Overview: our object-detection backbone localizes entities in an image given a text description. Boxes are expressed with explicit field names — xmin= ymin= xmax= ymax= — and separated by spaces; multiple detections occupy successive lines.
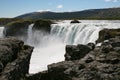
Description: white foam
xmin=28 ymin=20 xmax=120 ymax=73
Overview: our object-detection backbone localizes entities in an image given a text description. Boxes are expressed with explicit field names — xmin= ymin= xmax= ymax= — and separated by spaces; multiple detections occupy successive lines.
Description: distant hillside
xmin=16 ymin=8 xmax=120 ymax=20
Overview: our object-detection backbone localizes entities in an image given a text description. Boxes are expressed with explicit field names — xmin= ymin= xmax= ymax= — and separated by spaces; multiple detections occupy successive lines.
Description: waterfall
xmin=51 ymin=23 xmax=102 ymax=45
xmin=0 ymin=27 xmax=4 ymax=38
xmin=28 ymin=24 xmax=65 ymax=73
xmin=51 ymin=21 xmax=120 ymax=45
xmin=29 ymin=20 xmax=120 ymax=73
xmin=27 ymin=24 xmax=34 ymax=45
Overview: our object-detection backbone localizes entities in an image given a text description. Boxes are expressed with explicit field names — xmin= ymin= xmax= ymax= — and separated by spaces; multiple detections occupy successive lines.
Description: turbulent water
xmin=28 ymin=20 xmax=120 ymax=73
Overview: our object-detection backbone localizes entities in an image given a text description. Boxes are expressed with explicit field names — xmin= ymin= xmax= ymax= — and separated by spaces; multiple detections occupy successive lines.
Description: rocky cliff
xmin=3 ymin=20 xmax=52 ymax=39
xmin=26 ymin=36 xmax=120 ymax=79
xmin=3 ymin=21 xmax=32 ymax=37
xmin=96 ymin=28 xmax=120 ymax=43
xmin=0 ymin=38 xmax=33 ymax=80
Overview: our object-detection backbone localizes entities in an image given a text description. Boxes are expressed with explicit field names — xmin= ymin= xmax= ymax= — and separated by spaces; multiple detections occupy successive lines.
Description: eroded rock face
xmin=96 ymin=28 xmax=120 ymax=43
xmin=27 ymin=36 xmax=120 ymax=80
xmin=0 ymin=38 xmax=33 ymax=80
xmin=32 ymin=20 xmax=52 ymax=33
xmin=65 ymin=44 xmax=93 ymax=61
xmin=3 ymin=21 xmax=32 ymax=38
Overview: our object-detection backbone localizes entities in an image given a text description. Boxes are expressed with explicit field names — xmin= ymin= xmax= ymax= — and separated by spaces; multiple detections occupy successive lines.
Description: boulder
xmin=70 ymin=20 xmax=80 ymax=23
xmin=0 ymin=38 xmax=33 ymax=80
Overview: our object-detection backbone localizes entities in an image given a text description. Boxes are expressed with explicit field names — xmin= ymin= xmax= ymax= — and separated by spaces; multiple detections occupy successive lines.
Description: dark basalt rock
xmin=85 ymin=56 xmax=94 ymax=63
xmin=0 ymin=62 xmax=3 ymax=73
xmin=0 ymin=38 xmax=33 ymax=80
xmin=32 ymin=20 xmax=52 ymax=33
xmin=96 ymin=28 xmax=120 ymax=43
xmin=48 ymin=61 xmax=76 ymax=80
xmin=3 ymin=20 xmax=32 ymax=40
xmin=26 ymin=71 xmax=50 ymax=80
xmin=65 ymin=44 xmax=92 ymax=61
xmin=70 ymin=20 xmax=80 ymax=23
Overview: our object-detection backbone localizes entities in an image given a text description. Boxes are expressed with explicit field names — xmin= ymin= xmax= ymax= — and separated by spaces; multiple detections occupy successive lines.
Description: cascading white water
xmin=51 ymin=20 xmax=120 ymax=45
xmin=27 ymin=24 xmax=34 ymax=45
xmin=0 ymin=27 xmax=4 ymax=38
xmin=51 ymin=23 xmax=102 ymax=45
xmin=29 ymin=20 xmax=120 ymax=73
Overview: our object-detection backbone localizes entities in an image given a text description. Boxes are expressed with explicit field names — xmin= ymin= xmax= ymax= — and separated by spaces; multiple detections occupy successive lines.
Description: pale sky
xmin=0 ymin=0 xmax=120 ymax=17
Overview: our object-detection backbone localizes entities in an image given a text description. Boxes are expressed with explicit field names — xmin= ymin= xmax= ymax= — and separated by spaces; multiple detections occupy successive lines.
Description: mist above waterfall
xmin=27 ymin=24 xmax=65 ymax=73
xmin=26 ymin=20 xmax=120 ymax=73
